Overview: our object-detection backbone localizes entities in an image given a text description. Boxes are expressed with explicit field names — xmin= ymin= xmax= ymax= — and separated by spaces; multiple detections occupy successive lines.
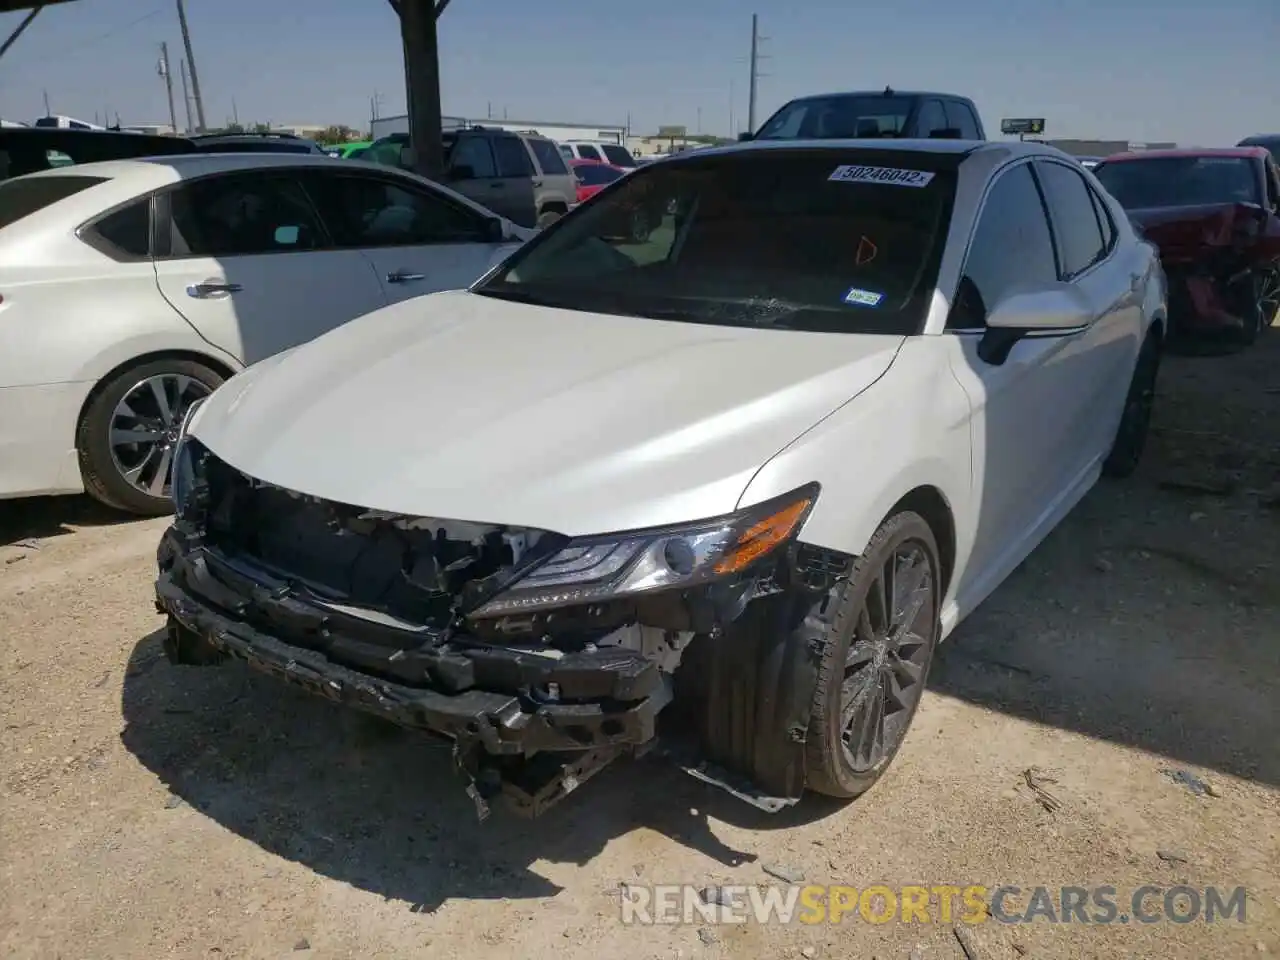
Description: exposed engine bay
xmin=156 ymin=444 xmax=847 ymax=819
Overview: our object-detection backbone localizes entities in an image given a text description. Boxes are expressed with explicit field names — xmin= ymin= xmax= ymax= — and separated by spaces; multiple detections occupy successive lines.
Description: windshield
xmin=601 ymin=144 xmax=636 ymax=167
xmin=755 ymin=95 xmax=915 ymax=140
xmin=196 ymin=139 xmax=315 ymax=154
xmin=474 ymin=150 xmax=955 ymax=335
xmin=573 ymin=163 xmax=624 ymax=186
xmin=1094 ymin=156 xmax=1259 ymax=209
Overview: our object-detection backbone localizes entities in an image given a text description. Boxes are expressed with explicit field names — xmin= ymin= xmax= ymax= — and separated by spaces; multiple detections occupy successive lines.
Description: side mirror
xmin=449 ymin=163 xmax=476 ymax=181
xmin=737 ymin=131 xmax=754 ymax=142
xmin=979 ymin=284 xmax=1091 ymax=365
xmin=484 ymin=217 xmax=506 ymax=243
xmin=398 ymin=146 xmax=415 ymax=169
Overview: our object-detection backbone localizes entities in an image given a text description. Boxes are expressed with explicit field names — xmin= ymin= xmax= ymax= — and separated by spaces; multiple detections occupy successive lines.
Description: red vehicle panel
xmin=570 ymin=159 xmax=627 ymax=203
xmin=1094 ymin=148 xmax=1280 ymax=341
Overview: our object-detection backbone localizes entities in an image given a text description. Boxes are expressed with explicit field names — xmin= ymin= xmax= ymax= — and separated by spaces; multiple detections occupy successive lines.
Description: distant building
xmin=369 ymin=113 xmax=627 ymax=145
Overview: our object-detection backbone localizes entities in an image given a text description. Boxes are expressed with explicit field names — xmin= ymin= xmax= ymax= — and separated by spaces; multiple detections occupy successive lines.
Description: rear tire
xmin=805 ymin=511 xmax=941 ymax=800
xmin=1102 ymin=330 xmax=1160 ymax=479
xmin=77 ymin=358 xmax=224 ymax=516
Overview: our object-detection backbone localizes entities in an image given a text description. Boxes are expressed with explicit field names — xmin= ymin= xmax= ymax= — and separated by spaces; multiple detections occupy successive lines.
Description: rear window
xmin=1094 ymin=156 xmax=1259 ymax=209
xmin=573 ymin=163 xmax=625 ymax=187
xmin=195 ymin=140 xmax=313 ymax=155
xmin=0 ymin=174 xmax=106 ymax=230
xmin=527 ymin=138 xmax=569 ymax=175
xmin=756 ymin=95 xmax=916 ymax=140
xmin=601 ymin=144 xmax=636 ymax=167
xmin=476 ymin=150 xmax=956 ymax=336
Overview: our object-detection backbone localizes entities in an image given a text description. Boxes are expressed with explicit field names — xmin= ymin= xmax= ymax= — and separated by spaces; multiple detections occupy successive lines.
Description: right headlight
xmin=468 ymin=483 xmax=819 ymax=619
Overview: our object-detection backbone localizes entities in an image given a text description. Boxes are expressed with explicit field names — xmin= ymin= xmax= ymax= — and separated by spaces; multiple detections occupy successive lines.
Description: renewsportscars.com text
xmin=620 ymin=884 xmax=1248 ymax=926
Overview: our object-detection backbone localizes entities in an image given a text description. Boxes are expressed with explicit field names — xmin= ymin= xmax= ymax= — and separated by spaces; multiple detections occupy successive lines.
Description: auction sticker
xmin=829 ymin=165 xmax=935 ymax=188
xmin=842 ymin=287 xmax=885 ymax=307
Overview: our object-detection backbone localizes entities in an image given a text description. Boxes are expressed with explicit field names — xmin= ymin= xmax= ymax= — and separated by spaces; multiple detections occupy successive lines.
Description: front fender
xmin=738 ymin=338 xmax=971 ymax=588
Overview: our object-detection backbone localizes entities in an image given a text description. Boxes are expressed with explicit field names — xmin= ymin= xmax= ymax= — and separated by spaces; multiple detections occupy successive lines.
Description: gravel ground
xmin=2 ymin=329 xmax=1278 ymax=960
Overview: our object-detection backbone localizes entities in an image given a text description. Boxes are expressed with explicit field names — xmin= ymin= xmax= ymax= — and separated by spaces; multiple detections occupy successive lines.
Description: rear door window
xmin=0 ymin=174 xmax=106 ymax=230
xmin=162 ymin=172 xmax=325 ymax=258
xmin=448 ymin=136 xmax=498 ymax=179
xmin=527 ymin=138 xmax=570 ymax=176
xmin=493 ymin=136 xmax=534 ymax=178
xmin=576 ymin=144 xmax=603 ymax=162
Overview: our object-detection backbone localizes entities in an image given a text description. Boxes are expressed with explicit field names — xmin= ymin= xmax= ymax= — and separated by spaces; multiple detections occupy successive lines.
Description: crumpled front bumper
xmin=154 ymin=525 xmax=670 ymax=757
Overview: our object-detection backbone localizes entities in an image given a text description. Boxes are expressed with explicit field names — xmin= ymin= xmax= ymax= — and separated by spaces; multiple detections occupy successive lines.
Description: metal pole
xmin=747 ymin=14 xmax=759 ymax=134
xmin=0 ymin=4 xmax=43 ymax=63
xmin=159 ymin=43 xmax=179 ymax=135
xmin=175 ymin=0 xmax=207 ymax=132
xmin=42 ymin=89 xmax=51 ymax=116
xmin=179 ymin=59 xmax=194 ymax=132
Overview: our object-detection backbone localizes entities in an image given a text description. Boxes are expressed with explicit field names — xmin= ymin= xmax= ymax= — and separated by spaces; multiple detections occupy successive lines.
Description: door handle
xmin=488 ymin=182 xmax=504 ymax=189
xmin=186 ymin=280 xmax=242 ymax=298
xmin=1130 ymin=273 xmax=1143 ymax=292
xmin=531 ymin=179 xmax=543 ymax=188
xmin=386 ymin=271 xmax=426 ymax=284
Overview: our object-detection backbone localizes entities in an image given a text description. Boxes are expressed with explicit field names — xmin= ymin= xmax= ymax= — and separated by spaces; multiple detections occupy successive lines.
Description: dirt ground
xmin=2 ymin=330 xmax=1278 ymax=960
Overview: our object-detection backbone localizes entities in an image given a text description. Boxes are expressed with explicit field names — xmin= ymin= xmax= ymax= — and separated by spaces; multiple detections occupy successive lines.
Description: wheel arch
xmin=884 ymin=485 xmax=957 ymax=599
xmin=75 ymin=348 xmax=239 ymax=435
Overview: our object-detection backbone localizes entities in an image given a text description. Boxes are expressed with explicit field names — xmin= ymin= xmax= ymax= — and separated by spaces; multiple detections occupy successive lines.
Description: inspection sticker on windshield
xmin=842 ymin=287 xmax=884 ymax=308
xmin=828 ymin=164 xmax=935 ymax=188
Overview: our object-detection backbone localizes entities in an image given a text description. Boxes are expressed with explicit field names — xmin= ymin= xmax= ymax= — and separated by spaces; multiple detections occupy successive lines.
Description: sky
xmin=0 ymin=0 xmax=1275 ymax=145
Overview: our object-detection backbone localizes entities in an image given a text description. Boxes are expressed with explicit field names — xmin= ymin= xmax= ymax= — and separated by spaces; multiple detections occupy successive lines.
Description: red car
xmin=1093 ymin=147 xmax=1280 ymax=343
xmin=569 ymin=158 xmax=626 ymax=203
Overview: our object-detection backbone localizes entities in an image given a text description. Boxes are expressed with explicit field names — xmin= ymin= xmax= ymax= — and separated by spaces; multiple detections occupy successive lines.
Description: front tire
xmin=805 ymin=511 xmax=941 ymax=800
xmin=77 ymin=358 xmax=223 ymax=515
xmin=1102 ymin=329 xmax=1160 ymax=479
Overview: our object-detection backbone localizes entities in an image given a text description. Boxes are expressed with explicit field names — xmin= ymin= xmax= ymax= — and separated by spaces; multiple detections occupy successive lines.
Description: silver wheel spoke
xmin=108 ymin=373 xmax=212 ymax=499
xmin=111 ymin=427 xmax=161 ymax=445
xmin=149 ymin=378 xmax=174 ymax=425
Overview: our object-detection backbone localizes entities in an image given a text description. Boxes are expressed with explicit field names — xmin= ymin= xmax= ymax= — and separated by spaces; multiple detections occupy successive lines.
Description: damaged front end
xmin=155 ymin=439 xmax=842 ymax=818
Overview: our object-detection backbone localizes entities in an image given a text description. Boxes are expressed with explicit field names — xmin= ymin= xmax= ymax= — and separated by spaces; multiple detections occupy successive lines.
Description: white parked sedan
xmin=157 ymin=139 xmax=1166 ymax=817
xmin=0 ymin=153 xmax=532 ymax=514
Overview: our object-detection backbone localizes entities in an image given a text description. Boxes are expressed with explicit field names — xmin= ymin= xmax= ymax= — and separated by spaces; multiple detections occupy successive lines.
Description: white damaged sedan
xmin=156 ymin=138 xmax=1166 ymax=818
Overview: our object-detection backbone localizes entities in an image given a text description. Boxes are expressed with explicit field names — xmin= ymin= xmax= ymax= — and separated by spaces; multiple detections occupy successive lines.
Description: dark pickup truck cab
xmin=742 ymin=89 xmax=986 ymax=142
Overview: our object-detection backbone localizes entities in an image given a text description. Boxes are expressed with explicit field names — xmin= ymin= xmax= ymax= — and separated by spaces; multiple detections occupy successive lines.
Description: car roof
xmin=679 ymin=137 xmax=1048 ymax=162
xmin=782 ymin=90 xmax=974 ymax=103
xmin=1239 ymin=134 xmax=1280 ymax=144
xmin=10 ymin=151 xmax=360 ymax=190
xmin=1103 ymin=147 xmax=1267 ymax=162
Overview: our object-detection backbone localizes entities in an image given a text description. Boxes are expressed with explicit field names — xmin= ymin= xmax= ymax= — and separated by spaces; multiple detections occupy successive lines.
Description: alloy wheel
xmin=108 ymin=374 xmax=212 ymax=498
xmin=839 ymin=542 xmax=936 ymax=772
xmin=1256 ymin=269 xmax=1280 ymax=334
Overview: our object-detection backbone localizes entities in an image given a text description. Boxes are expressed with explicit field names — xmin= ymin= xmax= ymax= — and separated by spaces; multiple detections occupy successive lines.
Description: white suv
xmin=558 ymin=140 xmax=637 ymax=168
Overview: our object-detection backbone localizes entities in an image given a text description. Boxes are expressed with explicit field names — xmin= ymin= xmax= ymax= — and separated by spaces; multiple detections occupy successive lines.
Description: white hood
xmin=189 ymin=290 xmax=902 ymax=536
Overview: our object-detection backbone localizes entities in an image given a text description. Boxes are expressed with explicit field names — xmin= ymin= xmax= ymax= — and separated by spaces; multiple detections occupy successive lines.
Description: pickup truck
xmin=742 ymin=88 xmax=986 ymax=142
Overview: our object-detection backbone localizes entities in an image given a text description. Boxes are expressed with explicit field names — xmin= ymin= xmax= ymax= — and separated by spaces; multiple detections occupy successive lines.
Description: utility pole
xmin=747 ymin=13 xmax=769 ymax=134
xmin=158 ymin=43 xmax=178 ymax=134
xmin=175 ymin=0 xmax=207 ymax=132
xmin=232 ymin=98 xmax=239 ymax=126
xmin=729 ymin=79 xmax=735 ymax=138
xmin=179 ymin=59 xmax=194 ymax=132
xmin=42 ymin=89 xmax=51 ymax=116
